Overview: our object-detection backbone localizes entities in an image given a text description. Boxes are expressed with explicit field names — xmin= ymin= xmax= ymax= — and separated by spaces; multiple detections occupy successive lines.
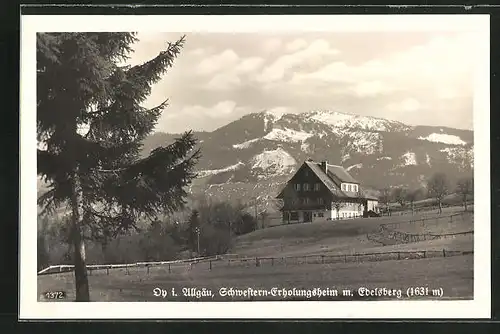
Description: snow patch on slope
xmin=344 ymin=131 xmax=383 ymax=155
xmin=346 ymin=163 xmax=363 ymax=171
xmin=305 ymin=110 xmax=408 ymax=133
xmin=263 ymin=128 xmax=313 ymax=143
xmin=440 ymin=146 xmax=474 ymax=168
xmin=301 ymin=142 xmax=310 ymax=153
xmin=401 ymin=151 xmax=417 ymax=166
xmin=418 ymin=133 xmax=467 ymax=146
xmin=264 ymin=108 xmax=288 ymax=122
xmin=233 ymin=138 xmax=260 ymax=149
xmin=262 ymin=109 xmax=288 ymax=131
xmin=197 ymin=162 xmax=244 ymax=178
xmin=426 ymin=153 xmax=431 ymax=166
xmin=377 ymin=156 xmax=392 ymax=161
xmin=251 ymin=148 xmax=297 ymax=178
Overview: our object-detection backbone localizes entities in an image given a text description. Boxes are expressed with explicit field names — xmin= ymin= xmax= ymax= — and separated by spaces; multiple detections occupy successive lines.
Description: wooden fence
xmin=373 ymin=211 xmax=474 ymax=244
xmin=37 ymin=255 xmax=220 ymax=276
xmin=38 ymin=248 xmax=473 ymax=277
xmin=386 ymin=203 xmax=474 ymax=216
xmin=380 ymin=211 xmax=473 ymax=230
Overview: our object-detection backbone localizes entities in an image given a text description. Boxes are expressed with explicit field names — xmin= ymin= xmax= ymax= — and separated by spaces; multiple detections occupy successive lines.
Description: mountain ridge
xmin=142 ymin=110 xmax=473 ymax=210
xmin=37 ymin=109 xmax=474 ymax=213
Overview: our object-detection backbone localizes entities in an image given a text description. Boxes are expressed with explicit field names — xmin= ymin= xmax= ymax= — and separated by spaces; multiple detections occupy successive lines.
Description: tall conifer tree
xmin=37 ymin=33 xmax=200 ymax=301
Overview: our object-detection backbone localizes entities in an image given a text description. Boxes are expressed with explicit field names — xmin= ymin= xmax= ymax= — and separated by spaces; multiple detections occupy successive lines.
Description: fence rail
xmin=380 ymin=211 xmax=473 ymax=230
xmin=387 ymin=202 xmax=474 ymax=216
xmin=37 ymin=255 xmax=220 ymax=276
xmin=38 ymin=248 xmax=473 ymax=277
xmin=370 ymin=211 xmax=473 ymax=245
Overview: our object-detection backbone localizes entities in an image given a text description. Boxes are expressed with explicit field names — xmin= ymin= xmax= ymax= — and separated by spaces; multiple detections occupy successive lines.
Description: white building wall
xmin=366 ymin=200 xmax=379 ymax=212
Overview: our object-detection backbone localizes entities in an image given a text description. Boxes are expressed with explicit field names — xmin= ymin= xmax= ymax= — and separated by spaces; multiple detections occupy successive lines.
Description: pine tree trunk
xmin=70 ymin=171 xmax=90 ymax=302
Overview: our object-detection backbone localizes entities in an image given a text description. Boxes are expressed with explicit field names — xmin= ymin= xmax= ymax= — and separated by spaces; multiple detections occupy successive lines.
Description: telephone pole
xmin=195 ymin=226 xmax=200 ymax=255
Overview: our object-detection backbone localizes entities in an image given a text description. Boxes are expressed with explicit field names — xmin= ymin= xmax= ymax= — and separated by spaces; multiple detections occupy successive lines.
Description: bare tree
xmin=405 ymin=188 xmax=424 ymax=215
xmin=355 ymin=188 xmax=365 ymax=216
xmin=379 ymin=188 xmax=392 ymax=216
xmin=392 ymin=187 xmax=408 ymax=209
xmin=259 ymin=210 xmax=270 ymax=229
xmin=456 ymin=177 xmax=473 ymax=211
xmin=427 ymin=173 xmax=449 ymax=214
xmin=331 ymin=188 xmax=346 ymax=220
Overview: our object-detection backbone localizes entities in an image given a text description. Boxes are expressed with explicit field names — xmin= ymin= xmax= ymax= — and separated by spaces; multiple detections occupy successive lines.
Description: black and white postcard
xmin=20 ymin=14 xmax=490 ymax=319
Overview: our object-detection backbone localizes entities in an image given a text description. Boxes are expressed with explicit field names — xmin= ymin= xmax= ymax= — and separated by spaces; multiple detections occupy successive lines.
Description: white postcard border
xmin=20 ymin=14 xmax=491 ymax=319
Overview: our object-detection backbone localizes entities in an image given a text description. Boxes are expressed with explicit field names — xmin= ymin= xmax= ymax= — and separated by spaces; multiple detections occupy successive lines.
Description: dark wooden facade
xmin=279 ymin=164 xmax=334 ymax=211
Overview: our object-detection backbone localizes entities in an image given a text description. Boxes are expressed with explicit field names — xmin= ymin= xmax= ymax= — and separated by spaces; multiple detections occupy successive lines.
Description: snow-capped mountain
xmin=143 ymin=110 xmax=474 ymax=209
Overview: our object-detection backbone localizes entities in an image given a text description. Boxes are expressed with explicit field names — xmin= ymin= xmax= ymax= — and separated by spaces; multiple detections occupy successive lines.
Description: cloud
xmin=178 ymin=100 xmax=238 ymax=118
xmin=206 ymin=73 xmax=241 ymax=90
xmin=262 ymin=38 xmax=283 ymax=53
xmin=194 ymin=49 xmax=265 ymax=91
xmin=196 ymin=49 xmax=240 ymax=75
xmin=286 ymin=38 xmax=308 ymax=52
xmin=290 ymin=33 xmax=476 ymax=99
xmin=256 ymin=39 xmax=340 ymax=83
xmin=156 ymin=101 xmax=254 ymax=133
xmin=189 ymin=47 xmax=209 ymax=57
xmin=386 ymin=98 xmax=421 ymax=113
xmin=351 ymin=80 xmax=395 ymax=97
xmin=235 ymin=57 xmax=265 ymax=73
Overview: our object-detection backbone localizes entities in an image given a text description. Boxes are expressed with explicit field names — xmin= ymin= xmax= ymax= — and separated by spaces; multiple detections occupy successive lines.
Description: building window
xmin=317 ymin=212 xmax=324 ymax=218
xmin=314 ymin=183 xmax=321 ymax=191
xmin=354 ymin=185 xmax=358 ymax=192
xmin=290 ymin=212 xmax=299 ymax=220
xmin=303 ymin=183 xmax=309 ymax=191
xmin=303 ymin=198 xmax=309 ymax=204
xmin=318 ymin=198 xmax=324 ymax=205
xmin=295 ymin=183 xmax=301 ymax=191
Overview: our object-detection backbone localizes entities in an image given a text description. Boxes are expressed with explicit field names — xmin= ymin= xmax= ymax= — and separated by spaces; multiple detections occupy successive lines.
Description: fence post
xmin=168 ymin=263 xmax=171 ymax=273
xmin=89 ymin=268 xmax=92 ymax=276
xmin=442 ymin=249 xmax=446 ymax=257
xmin=450 ymin=215 xmax=453 ymax=224
xmin=107 ymin=268 xmax=109 ymax=276
xmin=423 ymin=251 xmax=426 ymax=258
xmin=344 ymin=254 xmax=347 ymax=263
xmin=147 ymin=266 xmax=150 ymax=275
xmin=126 ymin=267 xmax=129 ymax=275
xmin=321 ymin=255 xmax=325 ymax=264
xmin=271 ymin=258 xmax=274 ymax=266
xmin=255 ymin=258 xmax=260 ymax=267
xmin=397 ymin=252 xmax=401 ymax=260
xmin=210 ymin=260 xmax=212 ymax=271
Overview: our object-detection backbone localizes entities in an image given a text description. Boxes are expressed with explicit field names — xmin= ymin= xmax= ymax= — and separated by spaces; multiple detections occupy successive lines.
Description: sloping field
xmin=38 ymin=254 xmax=473 ymax=302
xmin=38 ymin=207 xmax=474 ymax=302
xmin=387 ymin=213 xmax=473 ymax=235
xmin=233 ymin=208 xmax=472 ymax=258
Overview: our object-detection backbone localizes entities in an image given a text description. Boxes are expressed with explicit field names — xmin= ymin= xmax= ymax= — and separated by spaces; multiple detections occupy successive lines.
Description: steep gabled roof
xmin=276 ymin=160 xmax=378 ymax=201
xmin=305 ymin=161 xmax=343 ymax=197
xmin=326 ymin=165 xmax=359 ymax=184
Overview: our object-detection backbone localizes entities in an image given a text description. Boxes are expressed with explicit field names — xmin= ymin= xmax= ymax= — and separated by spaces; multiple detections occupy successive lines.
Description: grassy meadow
xmin=38 ymin=205 xmax=474 ymax=302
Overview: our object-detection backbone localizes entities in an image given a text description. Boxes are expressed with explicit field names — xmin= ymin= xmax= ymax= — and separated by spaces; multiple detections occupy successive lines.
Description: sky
xmin=125 ymin=30 xmax=478 ymax=134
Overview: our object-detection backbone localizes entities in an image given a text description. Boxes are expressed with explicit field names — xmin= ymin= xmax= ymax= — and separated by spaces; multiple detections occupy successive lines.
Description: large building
xmin=276 ymin=159 xmax=379 ymax=223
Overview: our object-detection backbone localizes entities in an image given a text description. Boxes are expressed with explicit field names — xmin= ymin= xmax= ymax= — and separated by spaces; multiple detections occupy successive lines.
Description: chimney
xmin=321 ymin=160 xmax=328 ymax=174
